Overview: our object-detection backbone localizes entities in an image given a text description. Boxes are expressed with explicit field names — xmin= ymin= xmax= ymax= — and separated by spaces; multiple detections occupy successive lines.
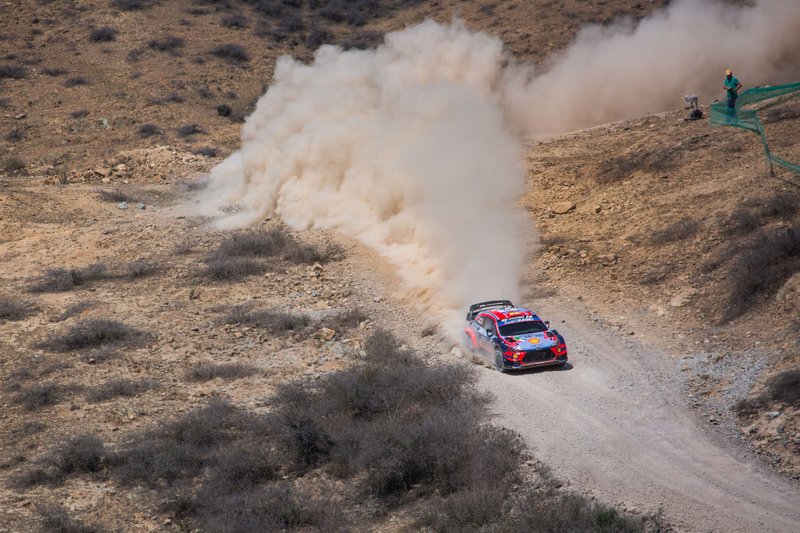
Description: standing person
xmin=723 ymin=69 xmax=742 ymax=110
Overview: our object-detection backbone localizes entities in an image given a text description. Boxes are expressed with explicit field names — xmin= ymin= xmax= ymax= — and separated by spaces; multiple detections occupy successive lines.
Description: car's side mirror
xmin=545 ymin=320 xmax=550 ymax=327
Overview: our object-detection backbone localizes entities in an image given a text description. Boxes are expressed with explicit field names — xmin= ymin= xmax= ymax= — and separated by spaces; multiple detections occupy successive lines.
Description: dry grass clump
xmin=29 ymin=264 xmax=109 ymax=293
xmin=14 ymin=435 xmax=105 ymax=488
xmin=96 ymin=189 xmax=133 ymax=203
xmin=219 ymin=306 xmax=311 ymax=332
xmin=597 ymin=144 xmax=680 ymax=183
xmin=14 ymin=383 xmax=73 ymax=411
xmin=0 ymin=295 xmax=34 ymax=322
xmin=649 ymin=217 xmax=699 ymax=245
xmin=209 ymin=43 xmax=249 ymax=63
xmin=724 ymin=224 xmax=799 ymax=321
xmin=37 ymin=502 xmax=101 ymax=533
xmin=202 ymin=228 xmax=342 ymax=281
xmin=736 ymin=368 xmax=800 ymax=415
xmin=39 ymin=318 xmax=145 ymax=352
xmin=183 ymin=363 xmax=258 ymax=383
xmin=85 ymin=378 xmax=157 ymax=403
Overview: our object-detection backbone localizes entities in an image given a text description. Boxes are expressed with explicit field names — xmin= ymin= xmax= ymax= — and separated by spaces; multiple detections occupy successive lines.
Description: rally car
xmin=464 ymin=300 xmax=568 ymax=372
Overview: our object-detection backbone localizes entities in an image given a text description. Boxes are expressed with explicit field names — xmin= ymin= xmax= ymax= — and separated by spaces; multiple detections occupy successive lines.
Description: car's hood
xmin=504 ymin=331 xmax=558 ymax=349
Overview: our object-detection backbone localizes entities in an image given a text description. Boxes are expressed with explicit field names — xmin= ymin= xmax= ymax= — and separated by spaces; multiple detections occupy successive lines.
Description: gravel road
xmin=477 ymin=296 xmax=800 ymax=532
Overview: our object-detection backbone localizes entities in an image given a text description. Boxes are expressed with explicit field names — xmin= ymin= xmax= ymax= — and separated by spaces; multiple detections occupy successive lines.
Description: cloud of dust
xmin=504 ymin=0 xmax=800 ymax=135
xmin=197 ymin=21 xmax=528 ymax=335
xmin=196 ymin=0 xmax=800 ymax=336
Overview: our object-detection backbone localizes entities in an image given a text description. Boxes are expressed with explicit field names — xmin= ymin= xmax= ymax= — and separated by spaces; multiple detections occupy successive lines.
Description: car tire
xmin=494 ymin=348 xmax=507 ymax=373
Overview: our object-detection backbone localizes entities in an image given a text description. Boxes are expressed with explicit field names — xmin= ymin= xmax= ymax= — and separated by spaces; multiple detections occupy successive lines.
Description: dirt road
xmin=477 ymin=297 xmax=800 ymax=532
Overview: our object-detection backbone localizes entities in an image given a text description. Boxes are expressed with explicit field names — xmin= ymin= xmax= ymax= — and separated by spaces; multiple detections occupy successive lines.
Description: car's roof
xmin=481 ymin=307 xmax=541 ymax=323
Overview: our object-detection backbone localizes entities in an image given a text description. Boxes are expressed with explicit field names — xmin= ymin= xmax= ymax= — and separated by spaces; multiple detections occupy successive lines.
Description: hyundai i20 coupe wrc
xmin=464 ymin=300 xmax=568 ymax=372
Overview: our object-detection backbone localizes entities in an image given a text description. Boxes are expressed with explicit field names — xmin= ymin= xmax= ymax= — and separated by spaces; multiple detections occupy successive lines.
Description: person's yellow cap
xmin=725 ymin=69 xmax=732 ymax=76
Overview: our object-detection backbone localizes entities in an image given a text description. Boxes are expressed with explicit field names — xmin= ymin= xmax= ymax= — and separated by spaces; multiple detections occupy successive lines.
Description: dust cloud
xmin=505 ymin=0 xmax=800 ymax=135
xmin=197 ymin=0 xmax=799 ymax=334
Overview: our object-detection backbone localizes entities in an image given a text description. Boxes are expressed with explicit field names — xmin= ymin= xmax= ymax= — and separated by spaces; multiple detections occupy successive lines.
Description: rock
xmin=321 ymin=288 xmax=333 ymax=299
xmin=669 ymin=287 xmax=699 ymax=307
xmin=594 ymin=205 xmax=602 ymax=213
xmin=316 ymin=328 xmax=336 ymax=341
xmin=551 ymin=201 xmax=576 ymax=214
xmin=767 ymin=411 xmax=782 ymax=419
xmin=117 ymin=201 xmax=128 ymax=210
xmin=94 ymin=167 xmax=111 ymax=177
xmin=101 ymin=177 xmax=111 ymax=183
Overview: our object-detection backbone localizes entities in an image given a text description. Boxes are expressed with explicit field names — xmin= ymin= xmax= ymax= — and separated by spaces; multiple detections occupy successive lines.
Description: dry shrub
xmin=86 ymin=378 xmax=157 ymax=402
xmin=724 ymin=225 xmax=800 ymax=320
xmin=39 ymin=318 xmax=144 ymax=352
xmin=96 ymin=189 xmax=133 ymax=203
xmin=29 ymin=264 xmax=109 ymax=293
xmin=597 ymin=145 xmax=679 ymax=183
xmin=649 ymin=217 xmax=699 ymax=245
xmin=202 ymin=228 xmax=342 ymax=281
xmin=14 ymin=383 xmax=72 ymax=411
xmin=0 ymin=295 xmax=34 ymax=322
xmin=219 ymin=305 xmax=311 ymax=332
xmin=14 ymin=435 xmax=105 ymax=488
xmin=183 ymin=363 xmax=258 ymax=382
xmin=37 ymin=502 xmax=101 ymax=533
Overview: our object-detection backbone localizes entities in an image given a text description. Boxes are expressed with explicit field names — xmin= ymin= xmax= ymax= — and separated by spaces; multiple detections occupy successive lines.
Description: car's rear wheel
xmin=494 ymin=348 xmax=507 ymax=373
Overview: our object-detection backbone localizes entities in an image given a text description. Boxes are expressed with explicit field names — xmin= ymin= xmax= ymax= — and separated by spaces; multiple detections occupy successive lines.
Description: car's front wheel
xmin=494 ymin=348 xmax=507 ymax=373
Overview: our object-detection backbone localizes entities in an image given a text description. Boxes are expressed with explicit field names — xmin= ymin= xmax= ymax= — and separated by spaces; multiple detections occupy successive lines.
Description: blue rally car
xmin=464 ymin=300 xmax=568 ymax=372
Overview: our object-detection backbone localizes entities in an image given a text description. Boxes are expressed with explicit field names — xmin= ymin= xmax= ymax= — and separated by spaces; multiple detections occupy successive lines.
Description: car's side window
xmin=472 ymin=316 xmax=485 ymax=333
xmin=485 ymin=318 xmax=497 ymax=337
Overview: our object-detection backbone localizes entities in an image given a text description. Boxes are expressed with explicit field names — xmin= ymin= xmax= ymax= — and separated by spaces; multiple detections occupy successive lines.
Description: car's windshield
xmin=499 ymin=320 xmax=548 ymax=337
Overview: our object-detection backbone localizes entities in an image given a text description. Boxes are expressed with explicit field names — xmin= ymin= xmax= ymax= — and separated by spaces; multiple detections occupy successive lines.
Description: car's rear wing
xmin=466 ymin=300 xmax=514 ymax=321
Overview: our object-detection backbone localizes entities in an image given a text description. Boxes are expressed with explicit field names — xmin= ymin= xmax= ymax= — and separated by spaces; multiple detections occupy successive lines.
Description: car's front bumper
xmin=503 ymin=354 xmax=567 ymax=370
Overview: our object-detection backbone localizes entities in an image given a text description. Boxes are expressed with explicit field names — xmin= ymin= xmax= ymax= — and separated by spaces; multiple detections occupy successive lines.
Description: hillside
xmin=1 ymin=0 xmax=799 ymax=531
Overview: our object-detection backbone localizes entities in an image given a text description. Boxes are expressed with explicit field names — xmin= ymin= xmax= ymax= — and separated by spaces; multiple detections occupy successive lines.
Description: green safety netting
xmin=709 ymin=81 xmax=800 ymax=174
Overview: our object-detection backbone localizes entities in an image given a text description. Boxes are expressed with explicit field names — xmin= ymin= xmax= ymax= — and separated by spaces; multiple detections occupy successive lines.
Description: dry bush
xmin=29 ymin=264 xmax=109 ymax=292
xmin=489 ymin=492 xmax=649 ymax=533
xmin=183 ymin=363 xmax=258 ymax=382
xmin=138 ymin=123 xmax=161 ymax=138
xmin=649 ymin=218 xmax=699 ymax=245
xmin=736 ymin=368 xmax=800 ymax=415
xmin=213 ymin=228 xmax=343 ymax=264
xmin=148 ymin=36 xmax=185 ymax=53
xmin=597 ymin=145 xmax=679 ymax=183
xmin=221 ymin=13 xmax=248 ymax=28
xmin=209 ymin=43 xmax=249 ymax=63
xmin=724 ymin=225 xmax=800 ymax=321
xmin=39 ymin=318 xmax=144 ymax=352
xmin=757 ymin=192 xmax=798 ymax=219
xmin=2 ymin=156 xmax=26 ymax=174
xmin=89 ymin=27 xmax=117 ymax=42
xmin=202 ymin=256 xmax=271 ymax=281
xmin=320 ymin=307 xmax=367 ymax=331
xmin=113 ymin=0 xmax=148 ymax=10
xmin=14 ymin=435 xmax=105 ymax=488
xmin=124 ymin=259 xmax=158 ymax=279
xmin=64 ymin=76 xmax=89 ymax=87
xmin=723 ymin=208 xmax=760 ymax=236
xmin=86 ymin=378 xmax=157 ymax=403
xmin=0 ymin=295 xmax=34 ymax=322
xmin=219 ymin=306 xmax=311 ymax=332
xmin=70 ymin=109 xmax=89 ymax=119
xmin=14 ymin=383 xmax=72 ymax=411
xmin=177 ymin=123 xmax=205 ymax=136
xmin=42 ymin=67 xmax=68 ymax=76
xmin=0 ymin=64 xmax=27 ymax=79
xmin=202 ymin=228 xmax=341 ymax=281
xmin=10 ymin=421 xmax=47 ymax=440
xmin=96 ymin=189 xmax=133 ymax=203
xmin=36 ymin=502 xmax=101 ymax=533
